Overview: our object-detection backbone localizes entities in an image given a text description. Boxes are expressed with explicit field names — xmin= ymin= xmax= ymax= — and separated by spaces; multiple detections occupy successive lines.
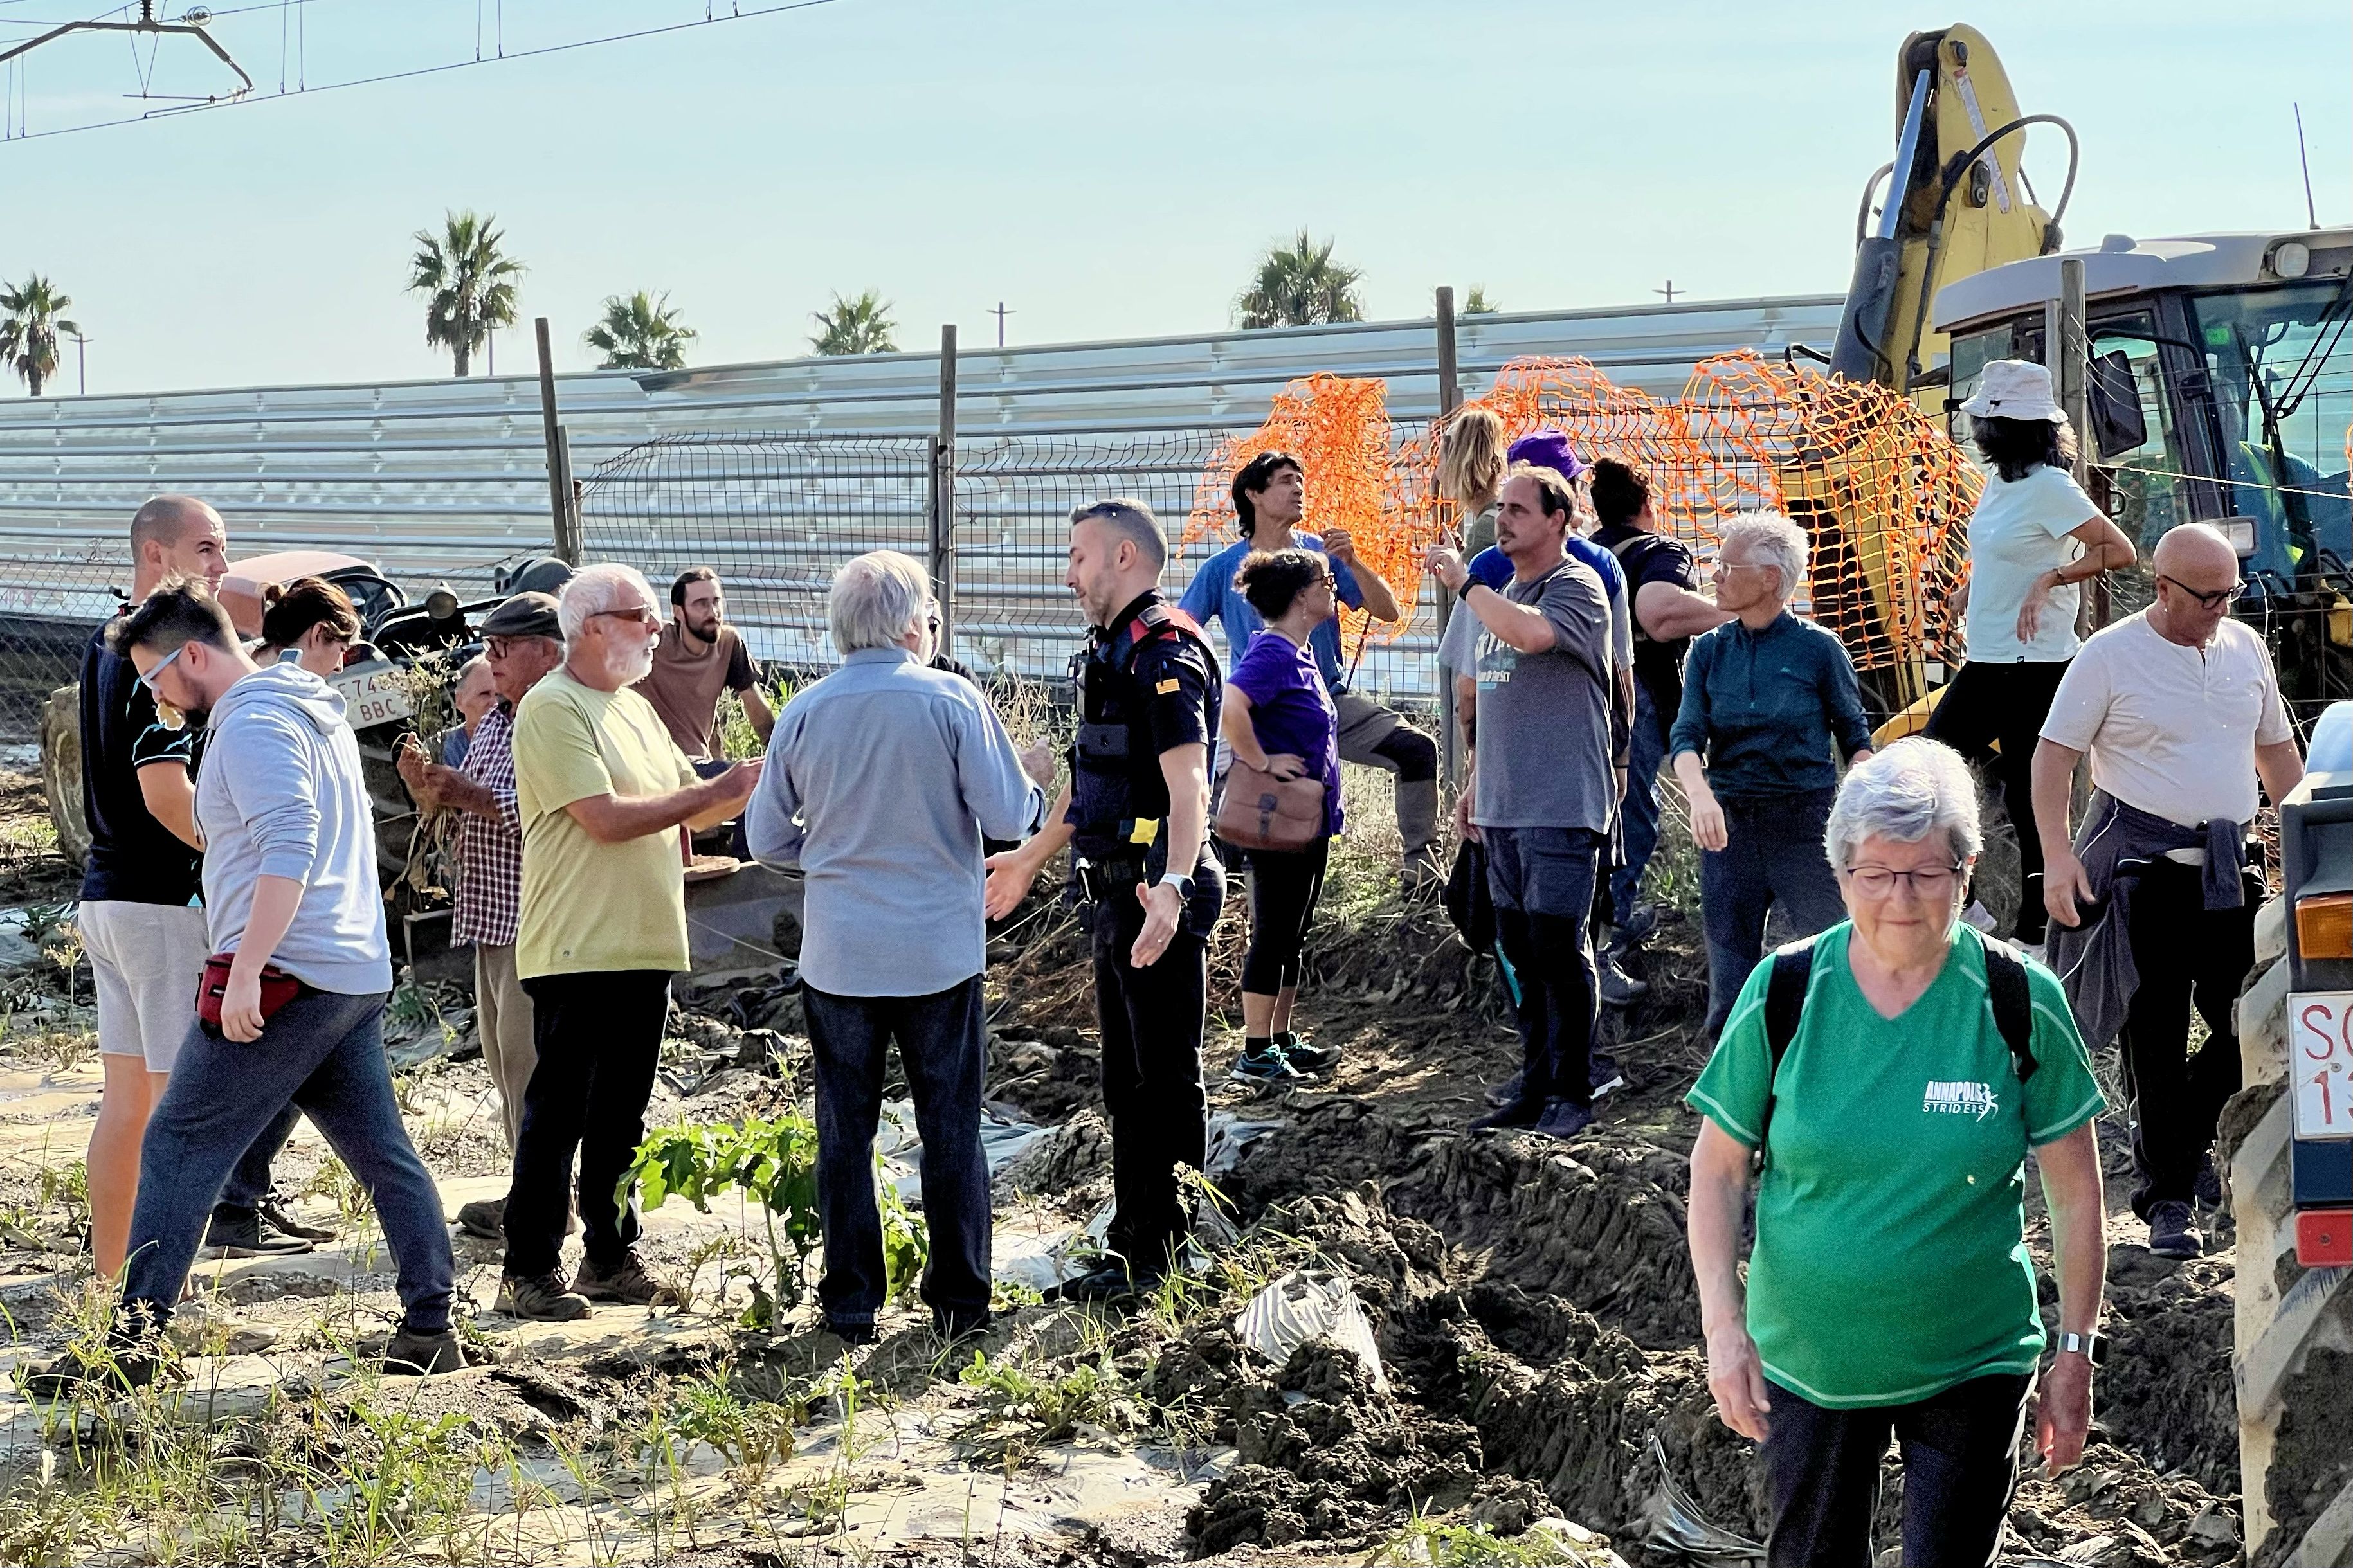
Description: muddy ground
xmin=0 ymin=766 xmax=2257 ymax=1565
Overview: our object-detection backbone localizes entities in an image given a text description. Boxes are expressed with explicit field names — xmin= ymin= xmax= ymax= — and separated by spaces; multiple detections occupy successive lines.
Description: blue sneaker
xmin=1229 ymin=1043 xmax=1305 ymax=1087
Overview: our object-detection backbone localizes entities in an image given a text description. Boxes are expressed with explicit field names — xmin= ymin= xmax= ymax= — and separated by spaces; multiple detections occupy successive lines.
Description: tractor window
xmin=2191 ymin=282 xmax=2353 ymax=579
xmin=2085 ymin=318 xmax=2188 ymax=554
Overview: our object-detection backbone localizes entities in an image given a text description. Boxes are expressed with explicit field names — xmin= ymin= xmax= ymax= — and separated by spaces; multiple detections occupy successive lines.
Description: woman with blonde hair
xmin=1437 ymin=405 xmax=1509 ymax=555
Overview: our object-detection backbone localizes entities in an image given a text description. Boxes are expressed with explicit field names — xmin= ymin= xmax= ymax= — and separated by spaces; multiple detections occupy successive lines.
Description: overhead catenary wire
xmin=0 ymin=0 xmax=843 ymax=144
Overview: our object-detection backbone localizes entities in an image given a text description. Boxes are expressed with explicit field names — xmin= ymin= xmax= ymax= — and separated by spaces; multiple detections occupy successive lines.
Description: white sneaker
xmin=1961 ymin=900 xmax=1999 ymax=933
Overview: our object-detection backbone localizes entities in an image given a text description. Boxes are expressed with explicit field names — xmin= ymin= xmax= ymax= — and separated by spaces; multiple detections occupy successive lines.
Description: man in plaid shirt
xmin=397 ymin=591 xmax=567 ymax=1241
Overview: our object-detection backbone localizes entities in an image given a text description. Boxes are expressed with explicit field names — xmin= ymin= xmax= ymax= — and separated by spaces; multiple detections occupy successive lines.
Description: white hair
xmin=1720 ymin=512 xmax=1810 ymax=602
xmin=455 ymin=654 xmax=491 ymax=687
xmin=558 ymin=563 xmax=659 ymax=644
xmin=1824 ymin=737 xmax=1984 ymax=871
xmin=829 ymin=550 xmax=934 ymax=656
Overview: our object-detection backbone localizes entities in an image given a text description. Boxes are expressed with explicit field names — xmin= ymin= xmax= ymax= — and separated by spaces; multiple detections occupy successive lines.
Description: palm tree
xmin=1235 ymin=231 xmax=1365 ymax=329
xmin=1463 ymin=285 xmax=1500 ymax=315
xmin=808 ymin=289 xmax=898 ymax=356
xmin=0 ymin=276 xmax=80 ymax=398
xmin=406 ymin=210 xmax=524 ymax=377
xmin=585 ymin=290 xmax=697 ymax=371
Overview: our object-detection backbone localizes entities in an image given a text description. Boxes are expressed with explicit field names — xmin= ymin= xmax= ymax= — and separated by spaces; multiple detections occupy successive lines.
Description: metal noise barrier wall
xmin=0 ymin=541 xmax=117 ymax=746
xmin=577 ymin=428 xmax=1449 ymax=693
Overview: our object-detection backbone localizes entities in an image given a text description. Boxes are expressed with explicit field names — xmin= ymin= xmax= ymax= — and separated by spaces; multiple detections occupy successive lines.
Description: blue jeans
xmin=122 ymin=987 xmax=453 ymax=1335
xmin=1611 ymin=685 xmax=1669 ymax=919
xmin=1700 ymin=788 xmax=1846 ymax=1036
xmin=804 ymin=976 xmax=992 ymax=1328
xmin=1485 ymin=826 xmax=1602 ymax=1108
xmin=212 ymin=1104 xmax=300 ymax=1221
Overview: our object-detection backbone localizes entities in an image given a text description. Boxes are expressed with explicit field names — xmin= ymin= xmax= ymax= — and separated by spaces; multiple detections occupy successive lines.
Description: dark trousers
xmin=2118 ymin=860 xmax=2253 ymax=1212
xmin=1240 ymin=837 xmax=1331 ymax=996
xmin=122 ymin=988 xmax=451 ymax=1335
xmin=1922 ymin=659 xmax=2071 ymax=942
xmin=1609 ymin=683 xmax=1671 ymax=921
xmin=502 ymin=970 xmax=671 ymax=1279
xmin=1092 ymin=892 xmax=1210 ymax=1274
xmin=210 ymin=1102 xmax=299 ymax=1223
xmin=1485 ymin=826 xmax=1602 ymax=1110
xmin=1701 ymin=788 xmax=1846 ymax=1036
xmin=1763 ymin=1373 xmax=2033 ymax=1568
xmin=803 ymin=977 xmax=991 ymax=1329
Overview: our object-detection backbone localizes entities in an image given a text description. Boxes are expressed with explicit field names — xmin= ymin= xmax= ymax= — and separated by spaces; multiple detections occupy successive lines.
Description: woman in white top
xmin=1925 ymin=360 xmax=2135 ymax=946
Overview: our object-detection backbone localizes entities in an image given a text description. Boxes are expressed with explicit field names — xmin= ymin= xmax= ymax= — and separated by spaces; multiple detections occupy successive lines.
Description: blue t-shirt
xmin=1227 ymin=629 xmax=1344 ymax=839
xmin=442 ymin=727 xmax=471 ymax=768
xmin=1179 ymin=534 xmax=1364 ymax=693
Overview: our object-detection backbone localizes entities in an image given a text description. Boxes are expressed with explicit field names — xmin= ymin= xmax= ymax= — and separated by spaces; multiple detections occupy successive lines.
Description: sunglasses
xmin=2158 ymin=573 xmax=2241 ymax=611
xmin=588 ymin=605 xmax=662 ymax=628
xmin=137 ymin=644 xmax=188 ymax=698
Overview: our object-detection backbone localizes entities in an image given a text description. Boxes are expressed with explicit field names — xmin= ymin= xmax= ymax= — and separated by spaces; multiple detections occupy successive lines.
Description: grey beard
xmin=612 ymin=642 xmax=657 ymax=685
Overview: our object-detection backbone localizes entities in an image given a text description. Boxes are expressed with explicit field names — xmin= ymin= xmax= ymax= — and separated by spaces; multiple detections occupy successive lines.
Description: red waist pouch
xmin=196 ymin=952 xmax=304 ymax=1030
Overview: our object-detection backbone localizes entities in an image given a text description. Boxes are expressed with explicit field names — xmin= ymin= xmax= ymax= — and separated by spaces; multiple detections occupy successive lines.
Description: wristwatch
xmin=2054 ymin=1330 xmax=2107 ymax=1365
xmin=1156 ymin=872 xmax=1195 ymax=902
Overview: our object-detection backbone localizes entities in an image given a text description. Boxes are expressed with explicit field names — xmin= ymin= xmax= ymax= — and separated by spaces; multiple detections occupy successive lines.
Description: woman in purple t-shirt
xmin=1219 ymin=550 xmax=1346 ymax=1086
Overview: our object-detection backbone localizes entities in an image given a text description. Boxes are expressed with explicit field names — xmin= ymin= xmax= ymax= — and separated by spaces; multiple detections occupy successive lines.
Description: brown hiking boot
xmin=572 ymin=1250 xmax=666 ymax=1306
xmin=495 ymin=1272 xmax=591 ymax=1321
xmin=383 ymin=1325 xmax=468 ymax=1376
xmin=453 ymin=1198 xmax=505 ymax=1241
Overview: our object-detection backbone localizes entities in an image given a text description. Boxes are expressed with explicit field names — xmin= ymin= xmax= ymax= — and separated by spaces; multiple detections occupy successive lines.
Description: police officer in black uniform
xmin=985 ymin=497 xmax=1224 ymax=1301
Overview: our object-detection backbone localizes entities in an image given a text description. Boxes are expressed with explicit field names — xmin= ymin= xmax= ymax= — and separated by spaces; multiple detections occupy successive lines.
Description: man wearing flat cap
xmin=396 ymin=589 xmax=567 ymax=1241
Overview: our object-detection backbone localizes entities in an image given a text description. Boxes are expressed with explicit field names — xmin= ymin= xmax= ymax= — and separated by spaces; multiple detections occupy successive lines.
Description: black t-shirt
xmin=78 ymin=617 xmax=203 ymax=907
xmin=1594 ymin=522 xmax=1703 ymax=723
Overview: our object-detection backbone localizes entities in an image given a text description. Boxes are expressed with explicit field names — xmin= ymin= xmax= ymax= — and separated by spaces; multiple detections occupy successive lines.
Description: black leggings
xmin=1240 ymin=838 xmax=1331 ymax=995
xmin=1763 ymin=1371 xmax=2034 ymax=1568
xmin=1921 ymin=658 xmax=2071 ymax=941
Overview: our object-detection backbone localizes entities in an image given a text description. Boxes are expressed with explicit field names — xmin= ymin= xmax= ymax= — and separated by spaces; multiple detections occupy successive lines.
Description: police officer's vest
xmin=1067 ymin=598 xmax=1218 ymax=865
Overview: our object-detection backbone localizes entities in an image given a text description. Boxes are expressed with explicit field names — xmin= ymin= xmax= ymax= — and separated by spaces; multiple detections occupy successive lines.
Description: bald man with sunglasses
xmin=2033 ymin=523 xmax=2304 ymax=1260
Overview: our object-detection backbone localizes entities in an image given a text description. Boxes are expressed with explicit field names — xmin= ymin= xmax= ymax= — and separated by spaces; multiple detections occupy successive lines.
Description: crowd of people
xmin=26 ymin=359 xmax=2318 ymax=1568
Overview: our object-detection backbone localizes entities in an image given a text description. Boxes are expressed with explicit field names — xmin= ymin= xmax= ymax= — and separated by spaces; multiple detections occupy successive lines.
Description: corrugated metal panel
xmin=0 ymin=295 xmax=1841 ymax=699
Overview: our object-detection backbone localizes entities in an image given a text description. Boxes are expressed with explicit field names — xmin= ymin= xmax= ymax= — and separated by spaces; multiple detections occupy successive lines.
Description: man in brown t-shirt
xmin=633 ymin=567 xmax=776 ymax=761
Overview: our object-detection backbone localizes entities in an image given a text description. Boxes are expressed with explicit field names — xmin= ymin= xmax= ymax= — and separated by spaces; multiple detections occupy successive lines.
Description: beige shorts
xmin=79 ymin=900 xmax=210 ymax=1074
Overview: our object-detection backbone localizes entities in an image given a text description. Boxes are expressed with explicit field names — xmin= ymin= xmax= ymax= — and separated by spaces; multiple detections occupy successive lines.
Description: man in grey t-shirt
xmin=1426 ymin=466 xmax=1614 ymax=1141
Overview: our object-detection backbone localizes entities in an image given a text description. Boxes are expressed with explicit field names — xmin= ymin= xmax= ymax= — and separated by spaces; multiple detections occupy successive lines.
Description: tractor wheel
xmin=2223 ymin=896 xmax=2353 ymax=1563
xmin=39 ymin=685 xmax=91 ymax=872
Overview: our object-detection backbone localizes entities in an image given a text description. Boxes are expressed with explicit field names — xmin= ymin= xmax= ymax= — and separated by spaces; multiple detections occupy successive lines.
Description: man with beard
xmin=633 ymin=566 xmax=774 ymax=761
xmin=496 ymin=564 xmax=763 ymax=1320
xmin=29 ymin=580 xmax=461 ymax=1392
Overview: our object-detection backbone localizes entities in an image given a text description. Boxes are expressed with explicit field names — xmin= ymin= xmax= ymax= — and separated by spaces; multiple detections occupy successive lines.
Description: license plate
xmin=2291 ymin=991 xmax=2353 ymax=1140
xmin=334 ymin=665 xmax=415 ymax=729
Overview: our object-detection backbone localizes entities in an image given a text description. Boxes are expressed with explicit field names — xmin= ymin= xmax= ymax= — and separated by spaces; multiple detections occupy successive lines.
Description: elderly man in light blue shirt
xmin=747 ymin=550 xmax=1049 ymax=1345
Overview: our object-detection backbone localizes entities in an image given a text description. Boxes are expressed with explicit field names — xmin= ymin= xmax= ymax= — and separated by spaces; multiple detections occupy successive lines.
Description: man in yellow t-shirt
xmin=496 ymin=563 xmax=761 ymax=1322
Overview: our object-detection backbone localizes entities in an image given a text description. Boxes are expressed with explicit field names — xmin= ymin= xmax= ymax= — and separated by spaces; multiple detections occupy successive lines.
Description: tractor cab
xmin=1934 ymin=230 xmax=2353 ymax=722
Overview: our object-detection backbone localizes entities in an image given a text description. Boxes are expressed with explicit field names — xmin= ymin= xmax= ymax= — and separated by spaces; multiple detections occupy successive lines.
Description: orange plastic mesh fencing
xmin=1185 ymin=374 xmax=1427 ymax=665
xmin=1405 ymin=352 xmax=1983 ymax=675
xmin=1190 ymin=356 xmax=1981 ymax=680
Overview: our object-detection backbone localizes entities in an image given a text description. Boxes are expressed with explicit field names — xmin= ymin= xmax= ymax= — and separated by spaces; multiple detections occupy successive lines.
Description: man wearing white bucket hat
xmin=1924 ymin=360 xmax=2134 ymax=949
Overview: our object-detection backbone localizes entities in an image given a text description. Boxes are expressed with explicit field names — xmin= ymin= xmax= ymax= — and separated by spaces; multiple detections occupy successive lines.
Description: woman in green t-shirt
xmin=1684 ymin=738 xmax=2109 ymax=1566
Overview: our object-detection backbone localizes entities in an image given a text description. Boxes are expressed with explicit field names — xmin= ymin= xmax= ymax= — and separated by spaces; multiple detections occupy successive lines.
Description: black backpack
xmin=1754 ymin=934 xmax=2037 ymax=1155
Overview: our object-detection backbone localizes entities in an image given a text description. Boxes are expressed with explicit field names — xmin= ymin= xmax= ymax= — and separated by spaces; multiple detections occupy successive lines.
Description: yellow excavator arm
xmin=1828 ymin=24 xmax=2075 ymax=413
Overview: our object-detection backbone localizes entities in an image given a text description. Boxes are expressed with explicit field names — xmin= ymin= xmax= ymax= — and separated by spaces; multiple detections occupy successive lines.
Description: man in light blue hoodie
xmin=26 ymin=582 xmax=461 ymax=1394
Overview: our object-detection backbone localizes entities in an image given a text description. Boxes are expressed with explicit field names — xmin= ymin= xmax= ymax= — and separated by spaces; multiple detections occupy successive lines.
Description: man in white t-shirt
xmin=2031 ymin=523 xmax=2304 ymax=1259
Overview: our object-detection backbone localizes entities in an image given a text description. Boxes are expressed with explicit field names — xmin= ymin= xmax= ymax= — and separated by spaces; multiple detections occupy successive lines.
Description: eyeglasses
xmin=588 ymin=605 xmax=662 ymax=628
xmin=136 ymin=644 xmax=187 ymax=698
xmin=1843 ymin=863 xmax=1964 ymax=899
xmin=2158 ymin=573 xmax=2242 ymax=611
xmin=1715 ymin=559 xmax=1770 ymax=573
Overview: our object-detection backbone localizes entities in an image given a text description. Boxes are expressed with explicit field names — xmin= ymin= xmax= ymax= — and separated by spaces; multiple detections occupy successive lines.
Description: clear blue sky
xmin=4 ymin=0 xmax=2345 ymax=393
